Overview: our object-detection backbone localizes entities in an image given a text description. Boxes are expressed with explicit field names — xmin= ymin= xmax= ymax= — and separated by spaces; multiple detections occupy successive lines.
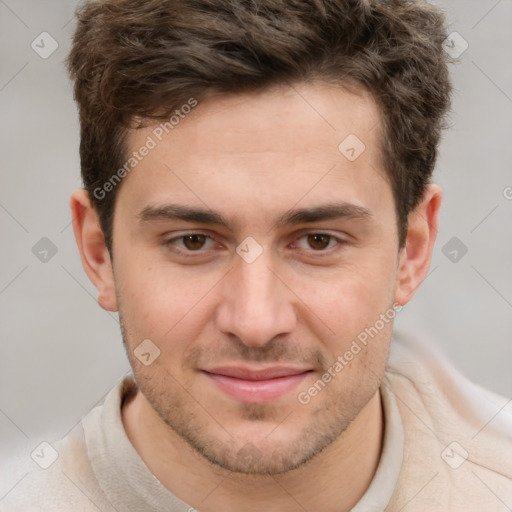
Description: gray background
xmin=1 ymin=0 xmax=511 ymax=500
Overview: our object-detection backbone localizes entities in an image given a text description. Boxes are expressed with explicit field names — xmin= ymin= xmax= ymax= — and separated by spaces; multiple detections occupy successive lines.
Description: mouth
xmin=201 ymin=366 xmax=313 ymax=404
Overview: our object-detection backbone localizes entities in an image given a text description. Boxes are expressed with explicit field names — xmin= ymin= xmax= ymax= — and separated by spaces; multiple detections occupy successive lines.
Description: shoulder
xmin=0 ymin=380 xmax=128 ymax=512
xmin=383 ymin=331 xmax=512 ymax=509
xmin=386 ymin=330 xmax=512 ymax=447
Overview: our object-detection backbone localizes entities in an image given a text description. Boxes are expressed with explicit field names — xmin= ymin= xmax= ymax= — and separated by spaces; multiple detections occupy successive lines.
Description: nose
xmin=214 ymin=249 xmax=297 ymax=347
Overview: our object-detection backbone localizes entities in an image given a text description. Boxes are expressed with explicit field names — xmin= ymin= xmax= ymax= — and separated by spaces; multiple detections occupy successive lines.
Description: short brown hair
xmin=67 ymin=0 xmax=452 ymax=252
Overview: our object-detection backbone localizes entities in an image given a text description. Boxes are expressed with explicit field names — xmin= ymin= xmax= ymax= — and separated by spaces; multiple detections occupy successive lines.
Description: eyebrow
xmin=137 ymin=202 xmax=373 ymax=230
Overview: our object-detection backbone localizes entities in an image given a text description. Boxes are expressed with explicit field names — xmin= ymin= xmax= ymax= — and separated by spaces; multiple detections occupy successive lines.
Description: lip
xmin=202 ymin=366 xmax=312 ymax=404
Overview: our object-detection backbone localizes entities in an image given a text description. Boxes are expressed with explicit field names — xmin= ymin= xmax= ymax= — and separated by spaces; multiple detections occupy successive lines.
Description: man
xmin=3 ymin=0 xmax=511 ymax=510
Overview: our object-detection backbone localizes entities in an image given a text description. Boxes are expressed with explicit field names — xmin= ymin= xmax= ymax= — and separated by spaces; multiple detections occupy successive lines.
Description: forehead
xmin=141 ymin=82 xmax=382 ymax=158
xmin=117 ymin=82 xmax=392 ymax=228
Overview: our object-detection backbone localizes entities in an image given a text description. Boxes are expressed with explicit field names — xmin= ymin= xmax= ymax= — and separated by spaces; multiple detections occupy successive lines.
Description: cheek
xmin=115 ymin=257 xmax=217 ymax=354
xmin=296 ymin=256 xmax=398 ymax=366
xmin=306 ymin=251 xmax=397 ymax=322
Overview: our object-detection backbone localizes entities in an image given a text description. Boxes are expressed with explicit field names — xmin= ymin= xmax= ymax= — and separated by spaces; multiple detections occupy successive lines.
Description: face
xmin=110 ymin=83 xmax=402 ymax=474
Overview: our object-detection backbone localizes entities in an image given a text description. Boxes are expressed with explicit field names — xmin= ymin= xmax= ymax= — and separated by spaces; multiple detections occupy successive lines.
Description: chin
xmin=175 ymin=418 xmax=345 ymax=476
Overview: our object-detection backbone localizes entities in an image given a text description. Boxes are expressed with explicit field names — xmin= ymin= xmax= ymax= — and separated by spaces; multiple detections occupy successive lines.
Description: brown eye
xmin=182 ymin=234 xmax=207 ymax=250
xmin=307 ymin=234 xmax=331 ymax=250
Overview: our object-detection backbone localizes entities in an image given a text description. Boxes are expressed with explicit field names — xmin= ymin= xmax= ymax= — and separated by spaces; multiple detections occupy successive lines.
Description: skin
xmin=71 ymin=82 xmax=441 ymax=512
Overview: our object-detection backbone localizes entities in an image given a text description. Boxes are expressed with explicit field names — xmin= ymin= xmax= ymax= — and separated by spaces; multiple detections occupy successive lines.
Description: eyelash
xmin=162 ymin=231 xmax=347 ymax=257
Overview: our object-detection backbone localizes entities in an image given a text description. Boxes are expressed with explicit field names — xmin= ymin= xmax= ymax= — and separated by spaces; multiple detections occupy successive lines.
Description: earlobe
xmin=70 ymin=189 xmax=118 ymax=312
xmin=394 ymin=184 xmax=442 ymax=306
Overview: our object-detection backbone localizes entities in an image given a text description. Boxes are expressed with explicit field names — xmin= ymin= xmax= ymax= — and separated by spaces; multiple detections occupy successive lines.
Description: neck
xmin=122 ymin=387 xmax=383 ymax=512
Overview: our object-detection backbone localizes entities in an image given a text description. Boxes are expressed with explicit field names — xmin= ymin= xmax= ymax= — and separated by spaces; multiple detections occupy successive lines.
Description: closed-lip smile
xmin=201 ymin=365 xmax=313 ymax=403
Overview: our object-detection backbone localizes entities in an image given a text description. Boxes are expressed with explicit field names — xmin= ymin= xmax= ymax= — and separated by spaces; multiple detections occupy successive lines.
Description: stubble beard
xmin=118 ymin=307 xmax=382 ymax=476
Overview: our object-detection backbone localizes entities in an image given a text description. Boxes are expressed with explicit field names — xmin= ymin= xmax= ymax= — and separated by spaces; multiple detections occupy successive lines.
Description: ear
xmin=394 ymin=183 xmax=442 ymax=306
xmin=70 ymin=189 xmax=118 ymax=312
